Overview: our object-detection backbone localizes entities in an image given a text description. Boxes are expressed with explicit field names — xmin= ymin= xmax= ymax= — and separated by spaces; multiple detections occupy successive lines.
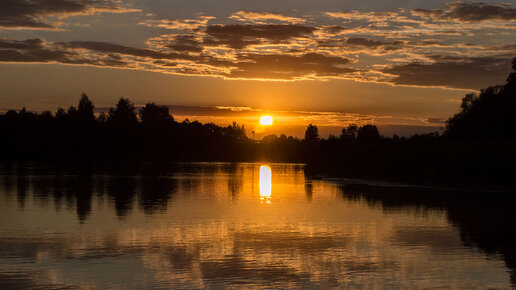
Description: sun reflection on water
xmin=259 ymin=165 xmax=272 ymax=203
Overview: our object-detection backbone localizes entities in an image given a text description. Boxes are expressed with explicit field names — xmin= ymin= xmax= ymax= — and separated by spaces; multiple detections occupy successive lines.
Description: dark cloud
xmin=320 ymin=25 xmax=347 ymax=34
xmin=0 ymin=38 xmax=44 ymax=49
xmin=0 ymin=38 xmax=75 ymax=63
xmin=0 ymin=38 xmax=128 ymax=66
xmin=203 ymin=24 xmax=317 ymax=49
xmin=1 ymin=36 xmax=511 ymax=87
xmin=225 ymin=52 xmax=356 ymax=80
xmin=383 ymin=55 xmax=513 ymax=90
xmin=60 ymin=40 xmax=237 ymax=68
xmin=346 ymin=38 xmax=403 ymax=49
xmin=319 ymin=37 xmax=404 ymax=51
xmin=487 ymin=42 xmax=516 ymax=52
xmin=1 ymin=38 xmax=357 ymax=80
xmin=167 ymin=34 xmax=203 ymax=52
xmin=59 ymin=40 xmax=189 ymax=60
xmin=0 ymin=0 xmax=138 ymax=30
xmin=412 ymin=1 xmax=516 ymax=22
xmin=0 ymin=0 xmax=84 ymax=29
xmin=318 ymin=38 xmax=445 ymax=52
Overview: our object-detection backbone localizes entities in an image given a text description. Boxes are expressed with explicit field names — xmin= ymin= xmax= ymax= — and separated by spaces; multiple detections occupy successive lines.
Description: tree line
xmin=0 ymin=95 xmax=252 ymax=161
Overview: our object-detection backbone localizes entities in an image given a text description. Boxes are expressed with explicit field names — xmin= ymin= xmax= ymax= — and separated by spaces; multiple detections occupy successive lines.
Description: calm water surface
xmin=0 ymin=163 xmax=515 ymax=288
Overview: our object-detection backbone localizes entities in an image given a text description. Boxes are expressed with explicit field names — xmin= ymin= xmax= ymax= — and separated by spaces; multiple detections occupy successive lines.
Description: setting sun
xmin=259 ymin=115 xmax=273 ymax=126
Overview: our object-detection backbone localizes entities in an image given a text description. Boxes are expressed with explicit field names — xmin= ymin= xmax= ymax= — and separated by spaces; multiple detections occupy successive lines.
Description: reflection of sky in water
xmin=0 ymin=163 xmax=513 ymax=288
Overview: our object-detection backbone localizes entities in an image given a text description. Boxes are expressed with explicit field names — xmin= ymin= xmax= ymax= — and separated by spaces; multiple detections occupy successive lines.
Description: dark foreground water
xmin=0 ymin=163 xmax=515 ymax=288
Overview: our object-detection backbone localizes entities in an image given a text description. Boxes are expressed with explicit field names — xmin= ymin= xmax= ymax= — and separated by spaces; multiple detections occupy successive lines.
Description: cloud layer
xmin=412 ymin=1 xmax=516 ymax=22
xmin=0 ymin=1 xmax=515 ymax=89
xmin=0 ymin=0 xmax=139 ymax=30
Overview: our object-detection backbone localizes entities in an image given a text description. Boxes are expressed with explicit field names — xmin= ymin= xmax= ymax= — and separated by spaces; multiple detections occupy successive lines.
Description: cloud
xmin=0 ymin=38 xmax=103 ymax=64
xmin=412 ymin=1 xmax=516 ymax=22
xmin=2 ymin=35 xmax=514 ymax=89
xmin=326 ymin=11 xmax=398 ymax=22
xmin=228 ymin=11 xmax=306 ymax=24
xmin=345 ymin=38 xmax=403 ymax=49
xmin=0 ymin=37 xmax=358 ymax=81
xmin=0 ymin=0 xmax=140 ymax=30
xmin=225 ymin=52 xmax=356 ymax=80
xmin=139 ymin=16 xmax=214 ymax=30
xmin=166 ymin=35 xmax=203 ymax=52
xmin=59 ymin=40 xmax=190 ymax=60
xmin=318 ymin=37 xmax=405 ymax=52
xmin=203 ymin=24 xmax=317 ymax=49
xmin=317 ymin=37 xmax=448 ymax=55
xmin=383 ymin=55 xmax=513 ymax=90
xmin=319 ymin=25 xmax=348 ymax=35
xmin=482 ymin=42 xmax=516 ymax=54
xmin=323 ymin=3 xmax=516 ymax=40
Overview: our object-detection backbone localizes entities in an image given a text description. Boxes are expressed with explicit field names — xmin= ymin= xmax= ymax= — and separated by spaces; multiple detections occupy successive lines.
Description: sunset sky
xmin=1 ymin=0 xmax=515 ymax=137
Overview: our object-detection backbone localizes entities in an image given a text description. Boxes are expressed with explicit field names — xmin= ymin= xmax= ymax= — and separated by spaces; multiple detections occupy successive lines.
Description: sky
xmin=1 ymin=0 xmax=515 ymax=137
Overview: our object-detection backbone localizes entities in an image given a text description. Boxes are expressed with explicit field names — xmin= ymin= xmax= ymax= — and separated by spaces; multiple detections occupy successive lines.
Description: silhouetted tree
xmin=5 ymin=110 xmax=17 ymax=120
xmin=67 ymin=106 xmax=77 ymax=119
xmin=40 ymin=111 xmax=53 ymax=121
xmin=506 ymin=57 xmax=516 ymax=90
xmin=262 ymin=134 xmax=278 ymax=143
xmin=224 ymin=122 xmax=247 ymax=140
xmin=341 ymin=123 xmax=358 ymax=140
xmin=77 ymin=93 xmax=95 ymax=123
xmin=108 ymin=97 xmax=138 ymax=127
xmin=97 ymin=112 xmax=108 ymax=123
xmin=357 ymin=124 xmax=380 ymax=141
xmin=304 ymin=124 xmax=320 ymax=143
xmin=55 ymin=107 xmax=66 ymax=120
xmin=446 ymin=57 xmax=516 ymax=140
xmin=139 ymin=103 xmax=174 ymax=125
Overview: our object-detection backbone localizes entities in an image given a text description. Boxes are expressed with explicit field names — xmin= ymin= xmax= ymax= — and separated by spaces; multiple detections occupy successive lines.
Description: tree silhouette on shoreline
xmin=445 ymin=57 xmax=516 ymax=140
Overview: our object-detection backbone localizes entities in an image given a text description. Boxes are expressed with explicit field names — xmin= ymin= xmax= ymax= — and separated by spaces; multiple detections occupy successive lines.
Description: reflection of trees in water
xmin=106 ymin=176 xmax=138 ymax=218
xmin=1 ymin=165 xmax=179 ymax=222
xmin=140 ymin=176 xmax=177 ymax=215
xmin=304 ymin=181 xmax=313 ymax=201
xmin=2 ymin=173 xmax=14 ymax=201
xmin=16 ymin=166 xmax=29 ymax=209
xmin=225 ymin=163 xmax=243 ymax=200
xmin=2 ymin=163 xmax=258 ymax=222
xmin=338 ymin=183 xmax=516 ymax=285
xmin=75 ymin=175 xmax=93 ymax=223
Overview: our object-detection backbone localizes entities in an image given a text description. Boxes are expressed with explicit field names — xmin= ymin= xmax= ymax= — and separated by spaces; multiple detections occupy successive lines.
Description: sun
xmin=259 ymin=115 xmax=273 ymax=126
